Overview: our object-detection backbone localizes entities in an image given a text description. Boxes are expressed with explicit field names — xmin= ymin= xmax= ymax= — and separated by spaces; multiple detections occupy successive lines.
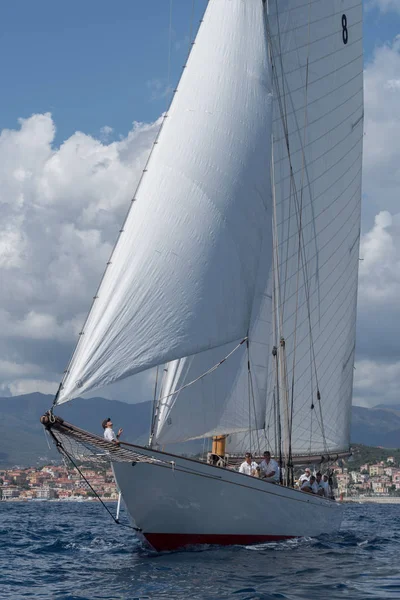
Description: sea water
xmin=0 ymin=501 xmax=399 ymax=599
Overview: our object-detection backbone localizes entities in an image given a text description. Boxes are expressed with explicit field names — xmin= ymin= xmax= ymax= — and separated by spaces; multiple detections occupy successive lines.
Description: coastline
xmin=341 ymin=496 xmax=400 ymax=504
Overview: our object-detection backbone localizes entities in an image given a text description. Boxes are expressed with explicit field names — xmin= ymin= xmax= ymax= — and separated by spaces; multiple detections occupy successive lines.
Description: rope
xmin=166 ymin=0 xmax=173 ymax=112
xmin=50 ymin=434 xmax=141 ymax=532
xmin=155 ymin=337 xmax=247 ymax=404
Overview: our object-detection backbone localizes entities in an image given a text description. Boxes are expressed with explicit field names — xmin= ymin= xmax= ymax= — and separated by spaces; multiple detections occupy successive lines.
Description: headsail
xmin=264 ymin=0 xmax=363 ymax=455
xmin=152 ymin=261 xmax=273 ymax=446
xmin=56 ymin=0 xmax=273 ymax=404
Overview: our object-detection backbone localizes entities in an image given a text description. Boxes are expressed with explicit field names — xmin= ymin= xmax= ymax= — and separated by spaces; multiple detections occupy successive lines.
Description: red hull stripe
xmin=144 ymin=533 xmax=296 ymax=552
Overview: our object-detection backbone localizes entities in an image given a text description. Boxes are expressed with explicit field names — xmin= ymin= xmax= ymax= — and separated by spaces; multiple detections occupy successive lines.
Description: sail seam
xmin=278 ymin=196 xmax=360 ymax=307
xmin=272 ymin=74 xmax=362 ymax=126
xmin=275 ymin=131 xmax=361 ymax=187
xmin=271 ymin=17 xmax=362 ymax=58
xmin=278 ymin=172 xmax=361 ymax=255
xmin=289 ymin=295 xmax=358 ymax=426
xmin=276 ymin=54 xmax=362 ymax=103
xmin=281 ymin=248 xmax=359 ymax=367
xmin=273 ymin=98 xmax=363 ymax=159
xmin=277 ymin=154 xmax=361 ymax=230
xmin=278 ymin=181 xmax=360 ymax=274
xmin=268 ymin=0 xmax=359 ymax=20
xmin=270 ymin=9 xmax=361 ymax=41
xmin=273 ymin=43 xmax=363 ymax=83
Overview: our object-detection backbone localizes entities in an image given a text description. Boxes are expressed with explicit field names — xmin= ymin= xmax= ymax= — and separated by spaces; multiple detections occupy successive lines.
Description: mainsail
xmin=154 ymin=0 xmax=364 ymax=457
xmin=56 ymin=1 xmax=273 ymax=404
xmin=267 ymin=0 xmax=363 ymax=455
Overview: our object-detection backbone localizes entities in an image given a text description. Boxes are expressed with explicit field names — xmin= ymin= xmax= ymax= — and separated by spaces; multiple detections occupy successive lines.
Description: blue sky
xmin=0 ymin=0 xmax=207 ymax=144
xmin=0 ymin=1 xmax=395 ymax=145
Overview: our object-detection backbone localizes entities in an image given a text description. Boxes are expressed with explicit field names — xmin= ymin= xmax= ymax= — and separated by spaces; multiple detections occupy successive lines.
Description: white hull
xmin=113 ymin=448 xmax=343 ymax=552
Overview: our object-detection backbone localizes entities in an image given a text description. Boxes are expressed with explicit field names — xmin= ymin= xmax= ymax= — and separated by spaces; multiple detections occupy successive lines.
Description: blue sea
xmin=1 ymin=501 xmax=399 ymax=600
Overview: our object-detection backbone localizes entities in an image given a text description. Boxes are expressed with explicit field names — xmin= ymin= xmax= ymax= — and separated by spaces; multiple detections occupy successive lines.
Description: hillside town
xmin=0 ymin=464 xmax=118 ymax=501
xmin=334 ymin=456 xmax=400 ymax=499
xmin=2 ymin=454 xmax=400 ymax=501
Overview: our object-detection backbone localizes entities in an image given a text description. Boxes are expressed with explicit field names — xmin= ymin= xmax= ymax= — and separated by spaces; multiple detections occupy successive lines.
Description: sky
xmin=0 ymin=0 xmax=400 ymax=408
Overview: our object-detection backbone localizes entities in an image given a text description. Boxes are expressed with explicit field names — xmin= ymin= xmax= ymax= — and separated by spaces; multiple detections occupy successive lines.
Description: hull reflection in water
xmin=113 ymin=448 xmax=342 ymax=552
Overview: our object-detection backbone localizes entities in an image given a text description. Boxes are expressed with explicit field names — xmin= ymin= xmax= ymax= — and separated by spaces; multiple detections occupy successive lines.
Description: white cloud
xmin=2 ymin=34 xmax=400 ymax=412
xmin=5 ymin=379 xmax=59 ymax=397
xmin=354 ymin=36 xmax=400 ymax=407
xmin=358 ymin=210 xmax=400 ymax=305
xmin=353 ymin=359 xmax=400 ymax=407
xmin=363 ymin=36 xmax=400 ymax=219
xmin=99 ymin=125 xmax=113 ymax=142
xmin=367 ymin=0 xmax=400 ymax=13
xmin=0 ymin=113 xmax=160 ymax=398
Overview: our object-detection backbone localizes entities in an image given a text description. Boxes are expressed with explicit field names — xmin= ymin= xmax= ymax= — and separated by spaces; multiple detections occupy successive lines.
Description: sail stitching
xmin=270 ymin=9 xmax=361 ymax=42
xmin=268 ymin=0 xmax=359 ymax=20
xmin=278 ymin=197 xmax=360 ymax=315
xmin=273 ymin=97 xmax=363 ymax=161
xmin=271 ymin=17 xmax=362 ymax=58
xmin=277 ymin=166 xmax=361 ymax=249
xmin=272 ymin=71 xmax=362 ymax=127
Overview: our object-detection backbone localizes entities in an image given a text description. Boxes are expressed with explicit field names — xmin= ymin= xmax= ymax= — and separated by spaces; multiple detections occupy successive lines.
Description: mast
xmin=271 ymin=133 xmax=291 ymax=483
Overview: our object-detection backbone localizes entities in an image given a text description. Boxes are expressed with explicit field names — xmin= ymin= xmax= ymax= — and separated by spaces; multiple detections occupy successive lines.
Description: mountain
xmin=0 ymin=392 xmax=153 ymax=467
xmin=351 ymin=405 xmax=400 ymax=448
xmin=2 ymin=393 xmax=400 ymax=467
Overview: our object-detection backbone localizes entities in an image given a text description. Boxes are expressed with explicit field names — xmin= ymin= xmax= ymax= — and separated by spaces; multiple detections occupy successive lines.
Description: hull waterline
xmin=112 ymin=448 xmax=343 ymax=552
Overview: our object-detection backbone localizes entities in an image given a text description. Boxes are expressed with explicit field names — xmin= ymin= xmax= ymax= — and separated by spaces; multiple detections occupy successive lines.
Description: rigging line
xmin=148 ymin=365 xmax=160 ymax=447
xmin=268 ymin=12 xmax=349 ymax=457
xmin=276 ymin=212 xmax=360 ymax=330
xmin=155 ymin=337 xmax=247 ymax=405
xmin=166 ymin=0 xmax=173 ymax=112
xmin=50 ymin=0 xmax=211 ymax=409
xmin=277 ymin=170 xmax=361 ymax=255
xmin=288 ymin=296 xmax=358 ymax=421
xmin=50 ymin=434 xmax=140 ymax=532
xmin=268 ymin=14 xmax=304 ymax=467
xmin=273 ymin=97 xmax=363 ymax=161
xmin=247 ymin=341 xmax=261 ymax=457
xmin=187 ymin=0 xmax=196 ymax=55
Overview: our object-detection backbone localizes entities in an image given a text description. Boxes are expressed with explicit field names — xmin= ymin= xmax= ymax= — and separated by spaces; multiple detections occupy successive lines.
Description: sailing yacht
xmin=41 ymin=0 xmax=363 ymax=551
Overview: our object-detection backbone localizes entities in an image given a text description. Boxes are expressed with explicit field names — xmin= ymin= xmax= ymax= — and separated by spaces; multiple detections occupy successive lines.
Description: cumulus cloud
xmin=353 ymin=36 xmax=400 ymax=406
xmin=363 ymin=36 xmax=400 ymax=220
xmin=0 ymin=113 xmax=160 ymax=400
xmin=2 ymin=33 xmax=400 ymax=412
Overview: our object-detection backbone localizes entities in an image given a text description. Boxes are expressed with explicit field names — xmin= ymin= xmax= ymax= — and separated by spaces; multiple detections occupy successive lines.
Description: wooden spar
xmin=211 ymin=435 xmax=227 ymax=457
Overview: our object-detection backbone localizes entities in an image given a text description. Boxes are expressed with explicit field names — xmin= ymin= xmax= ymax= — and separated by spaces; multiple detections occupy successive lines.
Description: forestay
xmin=265 ymin=0 xmax=363 ymax=455
xmin=56 ymin=0 xmax=273 ymax=404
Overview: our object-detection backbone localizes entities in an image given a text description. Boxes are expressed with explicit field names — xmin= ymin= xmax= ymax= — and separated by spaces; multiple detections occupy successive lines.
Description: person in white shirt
xmin=239 ymin=452 xmax=258 ymax=476
xmin=314 ymin=472 xmax=325 ymax=496
xmin=320 ymin=474 xmax=331 ymax=498
xmin=102 ymin=418 xmax=123 ymax=444
xmin=259 ymin=451 xmax=280 ymax=483
xmin=301 ymin=475 xmax=317 ymax=494
xmin=299 ymin=468 xmax=311 ymax=484
xmin=310 ymin=475 xmax=320 ymax=494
